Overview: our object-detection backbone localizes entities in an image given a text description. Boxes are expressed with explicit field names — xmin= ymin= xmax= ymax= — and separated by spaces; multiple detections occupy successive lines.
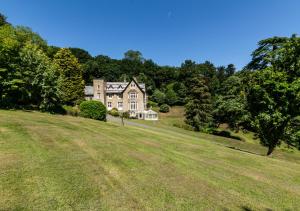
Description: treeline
xmin=47 ymin=47 xmax=237 ymax=107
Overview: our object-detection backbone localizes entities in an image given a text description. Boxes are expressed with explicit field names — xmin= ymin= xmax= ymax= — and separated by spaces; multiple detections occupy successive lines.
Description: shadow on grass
xmin=239 ymin=206 xmax=274 ymax=211
xmin=226 ymin=146 xmax=265 ymax=156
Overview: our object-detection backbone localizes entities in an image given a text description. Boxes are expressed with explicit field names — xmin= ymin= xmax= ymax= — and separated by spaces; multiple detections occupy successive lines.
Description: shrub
xmin=120 ymin=111 xmax=130 ymax=119
xmin=63 ymin=105 xmax=80 ymax=116
xmin=159 ymin=104 xmax=170 ymax=113
xmin=108 ymin=108 xmax=119 ymax=117
xmin=79 ymin=100 xmax=106 ymax=121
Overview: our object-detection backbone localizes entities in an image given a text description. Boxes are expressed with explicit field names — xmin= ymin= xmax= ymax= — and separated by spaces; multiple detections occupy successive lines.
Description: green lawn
xmin=0 ymin=110 xmax=299 ymax=210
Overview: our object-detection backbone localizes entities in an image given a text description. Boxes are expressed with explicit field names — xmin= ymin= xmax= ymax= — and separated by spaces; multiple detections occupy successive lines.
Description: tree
xmin=246 ymin=35 xmax=300 ymax=155
xmin=185 ymin=77 xmax=212 ymax=131
xmin=173 ymin=82 xmax=187 ymax=105
xmin=247 ymin=68 xmax=300 ymax=155
xmin=54 ymin=48 xmax=85 ymax=105
xmin=0 ymin=13 xmax=9 ymax=26
xmin=124 ymin=50 xmax=144 ymax=62
xmin=246 ymin=36 xmax=289 ymax=70
xmin=225 ymin=64 xmax=236 ymax=77
xmin=165 ymin=85 xmax=178 ymax=106
xmin=213 ymin=76 xmax=248 ymax=130
xmin=152 ymin=89 xmax=166 ymax=105
xmin=19 ymin=43 xmax=61 ymax=111
xmin=69 ymin=47 xmax=93 ymax=64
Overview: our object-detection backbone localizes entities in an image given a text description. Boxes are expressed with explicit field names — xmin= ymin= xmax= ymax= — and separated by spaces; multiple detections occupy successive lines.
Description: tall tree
xmin=247 ymin=68 xmax=300 ymax=155
xmin=54 ymin=48 xmax=85 ymax=105
xmin=246 ymin=35 xmax=300 ymax=155
xmin=0 ymin=13 xmax=9 ymax=26
xmin=246 ymin=36 xmax=289 ymax=70
xmin=185 ymin=77 xmax=212 ymax=131
xmin=124 ymin=50 xmax=144 ymax=62
xmin=213 ymin=76 xmax=248 ymax=130
xmin=225 ymin=64 xmax=236 ymax=77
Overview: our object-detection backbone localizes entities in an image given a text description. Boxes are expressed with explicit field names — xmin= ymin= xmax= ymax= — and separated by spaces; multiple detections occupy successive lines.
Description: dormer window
xmin=107 ymin=94 xmax=113 ymax=99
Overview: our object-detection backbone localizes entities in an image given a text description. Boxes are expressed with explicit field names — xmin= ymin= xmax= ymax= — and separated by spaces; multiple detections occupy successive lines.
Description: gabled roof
xmin=121 ymin=78 xmax=145 ymax=94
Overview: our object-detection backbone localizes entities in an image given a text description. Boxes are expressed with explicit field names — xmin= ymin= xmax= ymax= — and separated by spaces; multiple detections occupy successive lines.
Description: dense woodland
xmin=0 ymin=13 xmax=299 ymax=155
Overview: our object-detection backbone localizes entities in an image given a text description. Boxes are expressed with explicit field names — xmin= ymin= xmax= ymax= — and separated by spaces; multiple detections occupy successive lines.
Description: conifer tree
xmin=54 ymin=48 xmax=84 ymax=105
xmin=185 ymin=76 xmax=212 ymax=131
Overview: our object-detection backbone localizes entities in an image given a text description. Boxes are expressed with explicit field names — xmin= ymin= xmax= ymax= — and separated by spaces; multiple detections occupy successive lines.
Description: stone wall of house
xmin=122 ymin=81 xmax=145 ymax=113
xmin=106 ymin=93 xmax=123 ymax=110
xmin=93 ymin=79 xmax=106 ymax=104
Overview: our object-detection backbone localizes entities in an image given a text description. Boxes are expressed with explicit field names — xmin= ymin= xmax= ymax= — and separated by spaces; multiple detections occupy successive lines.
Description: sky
xmin=1 ymin=0 xmax=300 ymax=69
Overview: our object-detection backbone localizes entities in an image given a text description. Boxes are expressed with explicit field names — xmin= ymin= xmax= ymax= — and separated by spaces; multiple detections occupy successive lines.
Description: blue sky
xmin=1 ymin=0 xmax=300 ymax=69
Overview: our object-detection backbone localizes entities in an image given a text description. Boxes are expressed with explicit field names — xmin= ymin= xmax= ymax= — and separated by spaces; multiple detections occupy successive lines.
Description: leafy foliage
xmin=159 ymin=104 xmax=170 ymax=113
xmin=108 ymin=107 xmax=119 ymax=117
xmin=54 ymin=48 xmax=85 ymax=106
xmin=79 ymin=100 xmax=107 ymax=121
xmin=185 ymin=77 xmax=213 ymax=131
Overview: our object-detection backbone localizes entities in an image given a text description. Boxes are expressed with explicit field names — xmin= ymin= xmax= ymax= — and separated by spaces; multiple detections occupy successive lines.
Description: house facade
xmin=84 ymin=78 xmax=156 ymax=119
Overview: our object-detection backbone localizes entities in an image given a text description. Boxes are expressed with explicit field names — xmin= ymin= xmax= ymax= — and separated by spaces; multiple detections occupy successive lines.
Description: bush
xmin=63 ymin=105 xmax=80 ymax=116
xmin=79 ymin=100 xmax=106 ymax=121
xmin=108 ymin=108 xmax=119 ymax=117
xmin=159 ymin=104 xmax=170 ymax=113
xmin=120 ymin=111 xmax=130 ymax=119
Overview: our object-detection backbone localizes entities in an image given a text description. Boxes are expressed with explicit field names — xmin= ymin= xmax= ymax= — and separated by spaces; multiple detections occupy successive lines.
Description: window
xmin=107 ymin=102 xmax=112 ymax=108
xmin=118 ymin=102 xmax=123 ymax=109
xmin=131 ymin=83 xmax=136 ymax=88
xmin=130 ymin=101 xmax=137 ymax=111
xmin=97 ymin=85 xmax=100 ymax=89
xmin=107 ymin=94 xmax=113 ymax=99
xmin=129 ymin=92 xmax=137 ymax=99
xmin=117 ymin=94 xmax=122 ymax=99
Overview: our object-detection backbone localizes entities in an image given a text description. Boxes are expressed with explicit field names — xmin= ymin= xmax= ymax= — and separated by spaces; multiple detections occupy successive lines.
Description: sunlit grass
xmin=0 ymin=110 xmax=299 ymax=210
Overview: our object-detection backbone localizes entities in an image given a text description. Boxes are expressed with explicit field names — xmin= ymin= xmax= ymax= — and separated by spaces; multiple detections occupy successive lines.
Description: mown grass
xmin=0 ymin=110 xmax=299 ymax=210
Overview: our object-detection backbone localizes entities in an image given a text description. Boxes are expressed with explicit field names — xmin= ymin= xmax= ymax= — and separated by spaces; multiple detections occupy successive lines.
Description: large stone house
xmin=84 ymin=78 xmax=158 ymax=120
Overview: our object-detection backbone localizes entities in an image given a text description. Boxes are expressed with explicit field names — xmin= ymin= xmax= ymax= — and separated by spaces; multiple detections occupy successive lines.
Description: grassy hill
xmin=0 ymin=110 xmax=299 ymax=210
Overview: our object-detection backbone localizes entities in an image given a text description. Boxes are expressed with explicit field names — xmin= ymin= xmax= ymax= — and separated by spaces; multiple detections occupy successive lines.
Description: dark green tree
xmin=0 ymin=13 xmax=9 ymax=26
xmin=185 ymin=77 xmax=212 ymax=131
xmin=246 ymin=35 xmax=300 ymax=155
xmin=213 ymin=76 xmax=248 ymax=130
xmin=69 ymin=47 xmax=93 ymax=64
xmin=124 ymin=50 xmax=144 ymax=62
xmin=247 ymin=69 xmax=299 ymax=155
xmin=225 ymin=64 xmax=236 ymax=77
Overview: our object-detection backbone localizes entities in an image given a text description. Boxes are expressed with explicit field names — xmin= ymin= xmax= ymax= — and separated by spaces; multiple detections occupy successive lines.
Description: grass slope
xmin=0 ymin=110 xmax=299 ymax=210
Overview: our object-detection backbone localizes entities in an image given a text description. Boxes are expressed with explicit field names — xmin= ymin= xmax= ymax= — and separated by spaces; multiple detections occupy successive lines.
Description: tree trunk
xmin=267 ymin=145 xmax=275 ymax=156
xmin=121 ymin=116 xmax=124 ymax=126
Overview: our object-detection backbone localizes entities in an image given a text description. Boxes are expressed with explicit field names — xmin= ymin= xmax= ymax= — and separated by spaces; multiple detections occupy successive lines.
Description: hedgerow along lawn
xmin=0 ymin=110 xmax=299 ymax=210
